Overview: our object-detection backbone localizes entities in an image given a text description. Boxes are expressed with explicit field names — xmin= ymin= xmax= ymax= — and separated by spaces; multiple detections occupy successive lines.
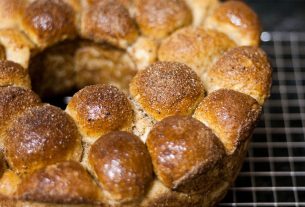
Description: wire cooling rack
xmin=220 ymin=32 xmax=305 ymax=206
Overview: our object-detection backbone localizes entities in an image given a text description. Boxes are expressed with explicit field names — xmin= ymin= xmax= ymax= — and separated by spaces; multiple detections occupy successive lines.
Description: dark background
xmin=246 ymin=0 xmax=305 ymax=31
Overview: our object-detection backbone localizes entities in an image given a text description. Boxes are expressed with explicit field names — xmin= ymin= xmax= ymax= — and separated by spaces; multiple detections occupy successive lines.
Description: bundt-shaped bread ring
xmin=0 ymin=0 xmax=272 ymax=206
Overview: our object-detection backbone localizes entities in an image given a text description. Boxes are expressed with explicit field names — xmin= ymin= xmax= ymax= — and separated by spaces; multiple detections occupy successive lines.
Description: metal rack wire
xmin=219 ymin=32 xmax=305 ymax=206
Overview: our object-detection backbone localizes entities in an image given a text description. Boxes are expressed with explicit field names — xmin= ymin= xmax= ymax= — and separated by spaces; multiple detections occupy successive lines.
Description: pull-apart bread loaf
xmin=0 ymin=0 xmax=271 ymax=206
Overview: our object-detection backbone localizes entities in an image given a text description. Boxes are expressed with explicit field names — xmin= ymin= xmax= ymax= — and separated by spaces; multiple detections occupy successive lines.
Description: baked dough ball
xmin=135 ymin=0 xmax=192 ymax=39
xmin=4 ymin=104 xmax=82 ymax=174
xmin=89 ymin=131 xmax=153 ymax=204
xmin=81 ymin=0 xmax=138 ymax=49
xmin=0 ymin=60 xmax=31 ymax=89
xmin=194 ymin=89 xmax=263 ymax=186
xmin=21 ymin=0 xmax=77 ymax=48
xmin=205 ymin=1 xmax=261 ymax=46
xmin=130 ymin=62 xmax=204 ymax=121
xmin=66 ymin=84 xmax=134 ymax=143
xmin=147 ymin=115 xmax=225 ymax=193
xmin=0 ymin=86 xmax=41 ymax=149
xmin=194 ymin=89 xmax=262 ymax=155
xmin=15 ymin=161 xmax=103 ymax=205
xmin=204 ymin=46 xmax=272 ymax=104
xmin=158 ymin=27 xmax=236 ymax=78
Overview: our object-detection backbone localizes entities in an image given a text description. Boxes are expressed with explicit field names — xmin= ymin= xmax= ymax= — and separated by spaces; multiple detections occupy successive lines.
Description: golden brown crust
xmin=66 ymin=85 xmax=134 ymax=142
xmin=205 ymin=46 xmax=272 ymax=104
xmin=0 ymin=86 xmax=41 ymax=149
xmin=194 ymin=89 xmax=262 ymax=154
xmin=15 ymin=161 xmax=103 ymax=205
xmin=158 ymin=27 xmax=236 ymax=78
xmin=81 ymin=0 xmax=138 ymax=49
xmin=4 ymin=104 xmax=82 ymax=174
xmin=22 ymin=0 xmax=77 ymax=48
xmin=0 ymin=60 xmax=31 ymax=89
xmin=89 ymin=131 xmax=153 ymax=203
xmin=0 ymin=0 xmax=269 ymax=205
xmin=146 ymin=115 xmax=225 ymax=193
xmin=130 ymin=62 xmax=205 ymax=121
xmin=135 ymin=0 xmax=192 ymax=39
xmin=205 ymin=1 xmax=261 ymax=46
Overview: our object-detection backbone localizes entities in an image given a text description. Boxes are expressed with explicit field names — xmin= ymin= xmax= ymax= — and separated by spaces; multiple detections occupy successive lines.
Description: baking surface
xmin=220 ymin=32 xmax=305 ymax=206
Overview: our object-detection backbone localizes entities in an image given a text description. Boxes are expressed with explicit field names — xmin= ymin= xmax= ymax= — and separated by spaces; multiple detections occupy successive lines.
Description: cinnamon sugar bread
xmin=0 ymin=0 xmax=272 ymax=206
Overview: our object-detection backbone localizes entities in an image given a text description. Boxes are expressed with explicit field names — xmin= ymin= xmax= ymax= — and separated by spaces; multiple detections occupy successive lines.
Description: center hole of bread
xmin=28 ymin=40 xmax=137 ymax=108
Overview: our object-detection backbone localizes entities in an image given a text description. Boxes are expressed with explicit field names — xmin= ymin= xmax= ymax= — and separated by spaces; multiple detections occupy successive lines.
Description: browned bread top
xmin=135 ymin=0 xmax=192 ymax=39
xmin=0 ymin=60 xmax=31 ymax=89
xmin=22 ymin=0 xmax=77 ymax=48
xmin=205 ymin=46 xmax=272 ymax=104
xmin=158 ymin=27 xmax=236 ymax=77
xmin=130 ymin=61 xmax=204 ymax=121
xmin=89 ymin=131 xmax=153 ymax=204
xmin=0 ymin=86 xmax=41 ymax=149
xmin=81 ymin=0 xmax=138 ymax=49
xmin=194 ymin=89 xmax=262 ymax=154
xmin=66 ymin=84 xmax=134 ymax=142
xmin=15 ymin=161 xmax=103 ymax=205
xmin=4 ymin=104 xmax=82 ymax=174
xmin=205 ymin=1 xmax=261 ymax=46
xmin=147 ymin=115 xmax=225 ymax=193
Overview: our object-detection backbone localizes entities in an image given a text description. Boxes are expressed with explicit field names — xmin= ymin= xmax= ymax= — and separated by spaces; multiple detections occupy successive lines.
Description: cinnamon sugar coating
xmin=4 ymin=105 xmax=82 ymax=174
xmin=66 ymin=84 xmax=134 ymax=142
xmin=130 ymin=61 xmax=205 ymax=121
